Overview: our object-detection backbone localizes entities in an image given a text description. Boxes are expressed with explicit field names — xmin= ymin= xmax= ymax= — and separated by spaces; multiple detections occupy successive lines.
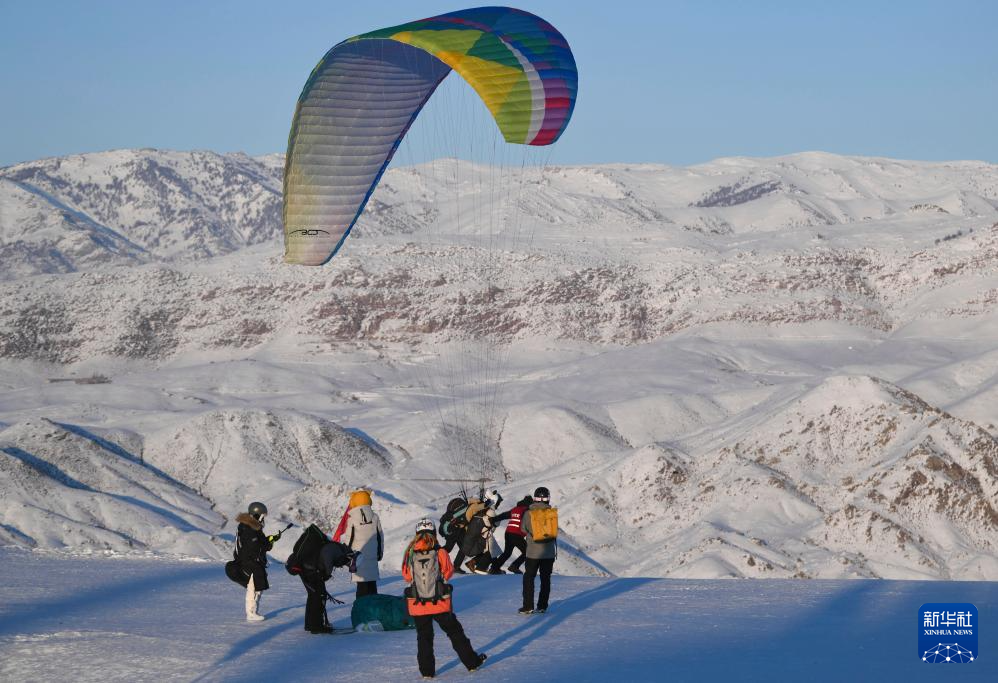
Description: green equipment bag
xmin=351 ymin=594 xmax=416 ymax=632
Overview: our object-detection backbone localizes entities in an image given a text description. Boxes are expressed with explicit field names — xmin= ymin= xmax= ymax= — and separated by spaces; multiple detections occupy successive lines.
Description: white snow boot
xmin=246 ymin=576 xmax=265 ymax=622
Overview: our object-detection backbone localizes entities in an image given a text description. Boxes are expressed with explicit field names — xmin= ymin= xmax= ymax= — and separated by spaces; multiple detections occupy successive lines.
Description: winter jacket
xmin=401 ymin=542 xmax=454 ymax=616
xmin=344 ymin=504 xmax=384 ymax=582
xmin=318 ymin=541 xmax=353 ymax=581
xmin=459 ymin=507 xmax=495 ymax=558
xmin=497 ymin=504 xmax=528 ymax=536
xmin=463 ymin=498 xmax=487 ymax=521
xmin=235 ymin=512 xmax=273 ymax=590
xmin=521 ymin=502 xmax=557 ymax=561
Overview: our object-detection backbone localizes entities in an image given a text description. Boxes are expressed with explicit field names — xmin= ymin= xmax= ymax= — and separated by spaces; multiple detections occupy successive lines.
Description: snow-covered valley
xmin=2 ymin=149 xmax=998 ymax=581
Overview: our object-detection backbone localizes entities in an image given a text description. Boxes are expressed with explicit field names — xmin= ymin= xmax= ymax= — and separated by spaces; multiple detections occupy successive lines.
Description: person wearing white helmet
xmin=464 ymin=490 xmax=503 ymax=574
xmin=402 ymin=518 xmax=487 ymax=677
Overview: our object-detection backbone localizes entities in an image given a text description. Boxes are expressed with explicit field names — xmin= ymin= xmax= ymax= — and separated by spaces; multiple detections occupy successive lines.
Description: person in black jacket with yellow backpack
xmin=519 ymin=487 xmax=557 ymax=615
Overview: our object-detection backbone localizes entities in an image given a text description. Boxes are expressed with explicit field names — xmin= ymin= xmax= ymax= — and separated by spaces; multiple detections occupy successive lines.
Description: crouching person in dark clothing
xmin=287 ymin=526 xmax=358 ymax=634
xmin=402 ymin=519 xmax=487 ymax=678
xmin=519 ymin=487 xmax=557 ymax=615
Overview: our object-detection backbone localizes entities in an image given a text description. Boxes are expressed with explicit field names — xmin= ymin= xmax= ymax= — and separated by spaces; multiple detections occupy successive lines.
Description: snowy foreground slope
xmin=2 ymin=149 xmax=998 ymax=580
xmin=0 ymin=549 xmax=995 ymax=682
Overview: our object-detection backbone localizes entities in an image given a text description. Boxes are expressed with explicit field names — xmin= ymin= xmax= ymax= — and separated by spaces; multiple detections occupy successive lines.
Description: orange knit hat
xmin=349 ymin=490 xmax=372 ymax=507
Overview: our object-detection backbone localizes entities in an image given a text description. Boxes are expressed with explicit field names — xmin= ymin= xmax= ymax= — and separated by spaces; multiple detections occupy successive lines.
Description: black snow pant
xmin=444 ymin=532 xmax=466 ymax=569
xmin=522 ymin=558 xmax=555 ymax=611
xmin=355 ymin=580 xmax=378 ymax=598
xmin=301 ymin=573 xmax=329 ymax=631
xmin=490 ymin=532 xmax=527 ymax=572
xmin=471 ymin=551 xmax=493 ymax=571
xmin=414 ymin=611 xmax=479 ymax=677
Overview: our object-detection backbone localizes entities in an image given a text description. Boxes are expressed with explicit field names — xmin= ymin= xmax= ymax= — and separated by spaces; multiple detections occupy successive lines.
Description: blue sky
xmin=1 ymin=1 xmax=995 ymax=167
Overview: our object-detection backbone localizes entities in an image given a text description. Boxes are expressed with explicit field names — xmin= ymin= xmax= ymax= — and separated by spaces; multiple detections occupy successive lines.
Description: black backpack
xmin=285 ymin=524 xmax=329 ymax=575
xmin=439 ymin=497 xmax=469 ymax=537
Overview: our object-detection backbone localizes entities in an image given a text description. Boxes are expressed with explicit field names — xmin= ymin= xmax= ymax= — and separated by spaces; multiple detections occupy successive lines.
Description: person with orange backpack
xmin=519 ymin=486 xmax=558 ymax=615
xmin=402 ymin=518 xmax=487 ymax=678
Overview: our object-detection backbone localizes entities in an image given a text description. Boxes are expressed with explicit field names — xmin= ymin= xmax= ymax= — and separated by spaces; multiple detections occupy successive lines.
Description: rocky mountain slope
xmin=1 ymin=149 xmax=997 ymax=578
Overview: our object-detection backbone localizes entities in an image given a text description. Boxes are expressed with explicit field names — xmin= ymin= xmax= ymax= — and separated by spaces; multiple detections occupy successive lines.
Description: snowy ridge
xmin=0 ymin=419 xmax=225 ymax=557
xmin=0 ymin=149 xmax=282 ymax=276
xmin=143 ymin=409 xmax=394 ymax=545
xmin=1 ymin=149 xmax=998 ymax=579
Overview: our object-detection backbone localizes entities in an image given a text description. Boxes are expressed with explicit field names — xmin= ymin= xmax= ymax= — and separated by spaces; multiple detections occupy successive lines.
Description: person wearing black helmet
xmin=235 ymin=501 xmax=276 ymax=622
xmin=519 ymin=487 xmax=557 ymax=615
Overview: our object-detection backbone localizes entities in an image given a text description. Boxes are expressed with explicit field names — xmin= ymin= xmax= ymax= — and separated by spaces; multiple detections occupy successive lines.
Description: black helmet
xmin=533 ymin=487 xmax=550 ymax=503
xmin=248 ymin=501 xmax=268 ymax=520
xmin=518 ymin=496 xmax=534 ymax=507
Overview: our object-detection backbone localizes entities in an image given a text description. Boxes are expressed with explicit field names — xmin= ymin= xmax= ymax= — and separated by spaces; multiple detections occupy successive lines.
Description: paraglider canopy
xmin=282 ymin=6 xmax=578 ymax=266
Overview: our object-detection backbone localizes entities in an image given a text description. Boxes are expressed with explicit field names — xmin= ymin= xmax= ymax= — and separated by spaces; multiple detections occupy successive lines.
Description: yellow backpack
xmin=529 ymin=507 xmax=558 ymax=542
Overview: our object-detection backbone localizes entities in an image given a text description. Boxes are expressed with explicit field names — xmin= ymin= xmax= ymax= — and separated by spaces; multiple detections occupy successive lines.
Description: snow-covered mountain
xmin=0 ymin=150 xmax=282 ymax=275
xmin=0 ymin=418 xmax=224 ymax=556
xmin=1 ymin=148 xmax=997 ymax=579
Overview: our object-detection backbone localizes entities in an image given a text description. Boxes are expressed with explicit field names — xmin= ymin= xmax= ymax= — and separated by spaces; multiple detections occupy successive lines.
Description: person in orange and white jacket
xmin=402 ymin=519 xmax=487 ymax=678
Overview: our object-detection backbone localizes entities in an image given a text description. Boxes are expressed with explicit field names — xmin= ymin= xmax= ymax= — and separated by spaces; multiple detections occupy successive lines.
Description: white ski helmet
xmin=415 ymin=518 xmax=435 ymax=534
xmin=484 ymin=489 xmax=501 ymax=508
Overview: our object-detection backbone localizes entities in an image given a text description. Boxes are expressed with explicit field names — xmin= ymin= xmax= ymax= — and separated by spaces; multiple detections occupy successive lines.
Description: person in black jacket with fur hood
xmin=235 ymin=501 xmax=274 ymax=622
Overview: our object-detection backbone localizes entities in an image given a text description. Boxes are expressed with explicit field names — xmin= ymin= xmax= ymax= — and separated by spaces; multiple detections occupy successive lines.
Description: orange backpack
xmin=529 ymin=507 xmax=558 ymax=542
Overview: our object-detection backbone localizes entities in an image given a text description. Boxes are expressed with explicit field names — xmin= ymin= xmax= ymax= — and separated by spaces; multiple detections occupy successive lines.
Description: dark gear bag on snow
xmin=225 ymin=559 xmax=249 ymax=587
xmin=285 ymin=523 xmax=329 ymax=575
xmin=351 ymin=594 xmax=416 ymax=631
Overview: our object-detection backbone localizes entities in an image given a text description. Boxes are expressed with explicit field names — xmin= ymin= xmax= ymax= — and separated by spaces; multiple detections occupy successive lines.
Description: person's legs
xmin=356 ymin=580 xmax=377 ymax=598
xmin=489 ymin=532 xmax=516 ymax=572
xmin=245 ymin=574 xmax=264 ymax=621
xmin=521 ymin=558 xmax=539 ymax=610
xmin=471 ymin=551 xmax=492 ymax=573
xmin=452 ymin=531 xmax=467 ymax=569
xmin=537 ymin=558 xmax=554 ymax=610
xmin=508 ymin=535 xmax=528 ymax=572
xmin=415 ymin=615 xmax=435 ymax=677
xmin=302 ymin=575 xmax=328 ymax=631
xmin=435 ymin=612 xmax=480 ymax=670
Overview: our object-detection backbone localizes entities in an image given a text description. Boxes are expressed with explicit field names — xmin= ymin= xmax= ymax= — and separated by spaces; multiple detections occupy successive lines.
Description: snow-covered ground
xmin=0 ymin=548 xmax=995 ymax=682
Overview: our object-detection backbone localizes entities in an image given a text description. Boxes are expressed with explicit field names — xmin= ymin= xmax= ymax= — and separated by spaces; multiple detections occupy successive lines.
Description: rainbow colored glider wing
xmin=283 ymin=6 xmax=578 ymax=266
